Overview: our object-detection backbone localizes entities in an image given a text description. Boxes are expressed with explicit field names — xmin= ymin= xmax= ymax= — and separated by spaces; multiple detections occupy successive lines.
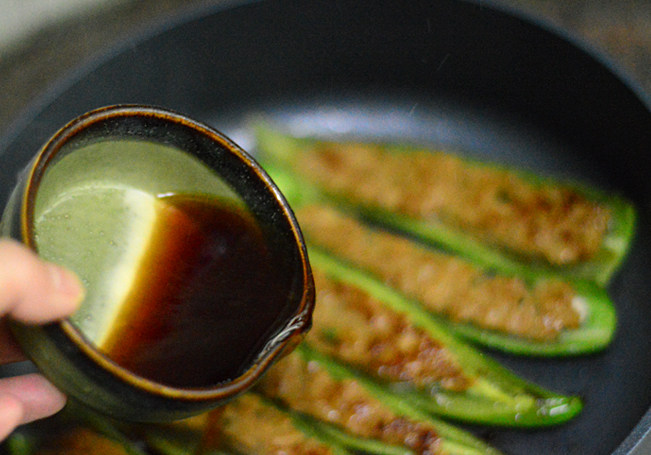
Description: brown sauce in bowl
xmin=101 ymin=194 xmax=292 ymax=388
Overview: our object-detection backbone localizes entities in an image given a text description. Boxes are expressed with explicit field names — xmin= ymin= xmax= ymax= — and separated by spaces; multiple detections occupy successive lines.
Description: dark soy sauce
xmin=100 ymin=194 xmax=292 ymax=388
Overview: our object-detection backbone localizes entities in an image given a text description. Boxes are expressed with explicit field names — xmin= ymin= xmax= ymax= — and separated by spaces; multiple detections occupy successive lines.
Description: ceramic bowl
xmin=0 ymin=105 xmax=314 ymax=422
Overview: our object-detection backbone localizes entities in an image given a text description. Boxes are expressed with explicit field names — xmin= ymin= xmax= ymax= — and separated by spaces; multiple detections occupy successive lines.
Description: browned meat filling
xmin=299 ymin=205 xmax=581 ymax=341
xmin=204 ymin=394 xmax=337 ymax=455
xmin=291 ymin=142 xmax=611 ymax=265
xmin=307 ymin=270 xmax=471 ymax=391
xmin=258 ymin=353 xmax=445 ymax=455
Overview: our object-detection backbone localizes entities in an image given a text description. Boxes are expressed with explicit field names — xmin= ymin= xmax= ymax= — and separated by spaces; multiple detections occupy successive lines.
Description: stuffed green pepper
xmin=292 ymin=270 xmax=582 ymax=427
xmin=257 ymin=349 xmax=502 ymax=454
xmin=253 ymin=123 xmax=635 ymax=286
xmin=295 ymin=204 xmax=615 ymax=356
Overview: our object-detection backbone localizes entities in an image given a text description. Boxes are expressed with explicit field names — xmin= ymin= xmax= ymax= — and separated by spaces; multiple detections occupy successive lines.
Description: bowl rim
xmin=18 ymin=104 xmax=315 ymax=400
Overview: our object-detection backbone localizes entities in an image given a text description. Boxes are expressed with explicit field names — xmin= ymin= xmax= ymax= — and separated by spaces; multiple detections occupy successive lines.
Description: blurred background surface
xmin=0 ymin=0 xmax=648 ymax=135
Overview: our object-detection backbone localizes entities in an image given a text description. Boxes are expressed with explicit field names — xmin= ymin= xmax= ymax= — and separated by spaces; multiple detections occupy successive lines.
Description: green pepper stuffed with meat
xmin=253 ymin=123 xmax=635 ymax=287
xmin=292 ymin=268 xmax=582 ymax=427
xmin=261 ymin=158 xmax=616 ymax=356
xmin=257 ymin=349 xmax=502 ymax=454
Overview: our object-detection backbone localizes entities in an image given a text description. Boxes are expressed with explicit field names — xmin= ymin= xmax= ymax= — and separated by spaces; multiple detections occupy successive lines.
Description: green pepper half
xmin=142 ymin=394 xmax=353 ymax=455
xmin=262 ymin=162 xmax=616 ymax=356
xmin=142 ymin=392 xmax=482 ymax=455
xmin=253 ymin=123 xmax=635 ymax=286
xmin=257 ymin=350 xmax=502 ymax=454
xmin=307 ymin=248 xmax=583 ymax=427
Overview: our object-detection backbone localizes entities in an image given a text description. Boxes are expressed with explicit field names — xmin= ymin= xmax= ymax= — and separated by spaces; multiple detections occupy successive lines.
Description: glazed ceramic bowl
xmin=0 ymin=105 xmax=315 ymax=422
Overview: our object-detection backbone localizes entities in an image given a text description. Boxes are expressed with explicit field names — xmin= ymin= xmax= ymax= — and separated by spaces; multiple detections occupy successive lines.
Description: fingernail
xmin=46 ymin=264 xmax=85 ymax=306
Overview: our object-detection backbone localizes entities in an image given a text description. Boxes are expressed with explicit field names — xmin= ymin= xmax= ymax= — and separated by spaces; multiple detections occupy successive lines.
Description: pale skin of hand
xmin=0 ymin=240 xmax=84 ymax=442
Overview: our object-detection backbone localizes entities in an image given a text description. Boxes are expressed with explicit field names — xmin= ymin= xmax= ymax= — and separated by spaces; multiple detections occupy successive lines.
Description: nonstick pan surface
xmin=0 ymin=1 xmax=649 ymax=454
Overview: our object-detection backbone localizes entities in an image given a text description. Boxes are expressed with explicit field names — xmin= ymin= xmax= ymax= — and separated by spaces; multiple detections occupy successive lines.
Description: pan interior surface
xmin=210 ymin=91 xmax=651 ymax=455
xmin=0 ymin=1 xmax=649 ymax=454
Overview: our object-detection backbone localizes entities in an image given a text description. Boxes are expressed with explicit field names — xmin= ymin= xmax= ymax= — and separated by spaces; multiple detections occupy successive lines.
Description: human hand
xmin=0 ymin=240 xmax=84 ymax=441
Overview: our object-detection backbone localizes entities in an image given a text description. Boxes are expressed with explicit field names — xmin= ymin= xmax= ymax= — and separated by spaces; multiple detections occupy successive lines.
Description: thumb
xmin=0 ymin=240 xmax=84 ymax=324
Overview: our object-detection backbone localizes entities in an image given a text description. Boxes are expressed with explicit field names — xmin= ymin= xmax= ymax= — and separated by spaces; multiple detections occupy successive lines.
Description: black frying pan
xmin=0 ymin=1 xmax=649 ymax=454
